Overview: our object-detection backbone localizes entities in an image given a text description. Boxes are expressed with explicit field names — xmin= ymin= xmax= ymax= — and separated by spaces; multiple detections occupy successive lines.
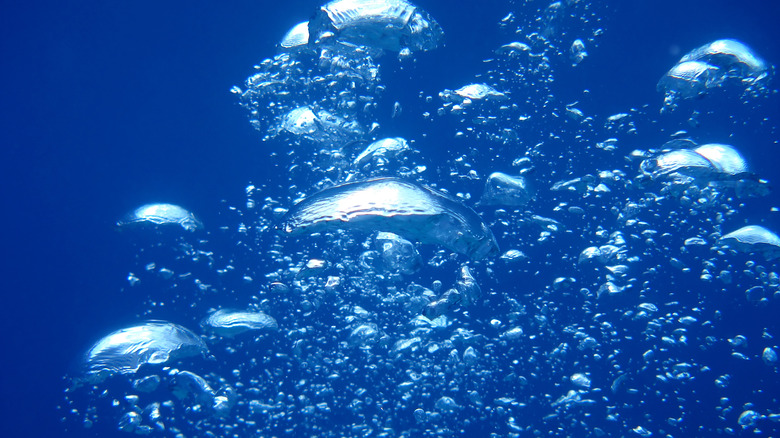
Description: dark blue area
xmin=2 ymin=0 xmax=779 ymax=436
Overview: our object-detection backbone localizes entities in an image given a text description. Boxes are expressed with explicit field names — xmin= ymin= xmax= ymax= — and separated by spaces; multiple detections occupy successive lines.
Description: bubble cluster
xmin=62 ymin=1 xmax=779 ymax=437
xmin=659 ymin=39 xmax=772 ymax=112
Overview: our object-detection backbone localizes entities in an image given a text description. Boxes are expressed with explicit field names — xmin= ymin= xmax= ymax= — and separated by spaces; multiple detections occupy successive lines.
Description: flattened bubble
xmin=455 ymin=83 xmax=506 ymax=100
xmin=641 ymin=148 xmax=714 ymax=180
xmin=684 ymin=237 xmax=708 ymax=247
xmin=719 ymin=225 xmax=780 ymax=260
xmin=693 ymin=143 xmax=748 ymax=176
xmin=309 ymin=0 xmax=444 ymax=53
xmin=279 ymin=21 xmax=310 ymax=51
xmin=597 ymin=281 xmax=625 ymax=298
xmin=551 ymin=175 xmax=597 ymax=193
xmin=353 ymin=137 xmax=410 ymax=167
xmin=278 ymin=177 xmax=499 ymax=259
xmin=296 ymin=258 xmax=328 ymax=280
xmin=640 ymin=142 xmax=749 ymax=183
xmin=501 ymin=327 xmax=524 ymax=340
xmin=632 ymin=425 xmax=653 ymax=437
xmin=202 ymin=309 xmax=279 ymax=338
xmin=659 ymin=39 xmax=770 ymax=108
xmin=440 ymin=83 xmax=507 ymax=103
xmin=570 ymin=373 xmax=591 ymax=388
xmin=500 ymin=249 xmax=528 ymax=263
xmin=495 ymin=41 xmax=532 ymax=56
xmin=83 ymin=321 xmax=208 ymax=381
xmin=392 ymin=336 xmax=421 ymax=353
xmin=278 ymin=105 xmax=365 ymax=145
xmin=281 ymin=106 xmax=319 ymax=135
xmin=480 ymin=172 xmax=534 ymax=207
xmin=117 ymin=203 xmax=203 ymax=232
xmin=657 ymin=61 xmax=719 ymax=98
xmin=680 ymin=39 xmax=768 ymax=77
xmin=434 ymin=396 xmax=459 ymax=413
xmin=578 ymin=246 xmax=602 ymax=264
xmin=637 ymin=303 xmax=658 ymax=313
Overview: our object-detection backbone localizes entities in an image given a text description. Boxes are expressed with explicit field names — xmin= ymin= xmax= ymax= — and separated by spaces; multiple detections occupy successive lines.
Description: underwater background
xmin=3 ymin=0 xmax=780 ymax=436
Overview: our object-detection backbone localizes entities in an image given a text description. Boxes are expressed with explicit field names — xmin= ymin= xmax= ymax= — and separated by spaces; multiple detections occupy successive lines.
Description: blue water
xmin=2 ymin=1 xmax=780 ymax=436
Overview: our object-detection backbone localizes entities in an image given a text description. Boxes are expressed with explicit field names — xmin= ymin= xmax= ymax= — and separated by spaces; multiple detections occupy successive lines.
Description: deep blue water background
xmin=2 ymin=1 xmax=780 ymax=436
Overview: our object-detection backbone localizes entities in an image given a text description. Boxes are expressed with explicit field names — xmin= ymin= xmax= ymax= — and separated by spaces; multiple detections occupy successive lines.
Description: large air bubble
xmin=720 ymin=225 xmax=780 ymax=260
xmin=278 ymin=177 xmax=499 ymax=259
xmin=82 ymin=321 xmax=208 ymax=382
xmin=308 ymin=0 xmax=444 ymax=53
